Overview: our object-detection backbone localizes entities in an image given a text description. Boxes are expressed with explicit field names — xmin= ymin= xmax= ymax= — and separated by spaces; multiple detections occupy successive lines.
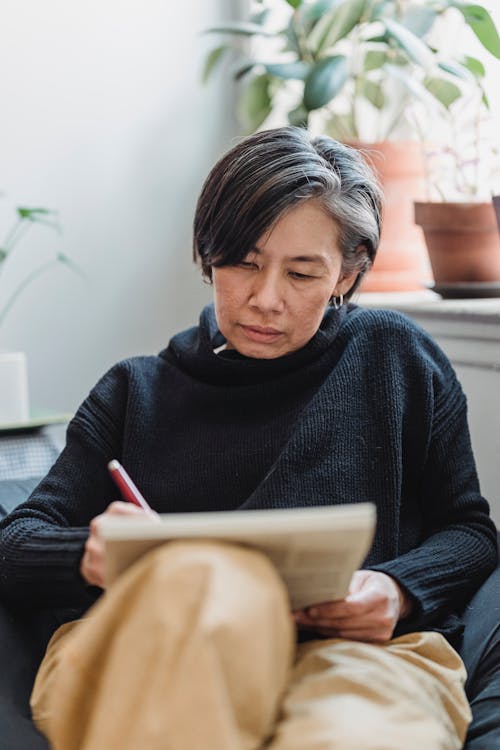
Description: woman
xmin=0 ymin=127 xmax=497 ymax=750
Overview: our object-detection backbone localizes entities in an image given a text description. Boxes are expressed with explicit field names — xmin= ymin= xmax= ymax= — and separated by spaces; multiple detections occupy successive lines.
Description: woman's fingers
xmin=293 ymin=570 xmax=410 ymax=642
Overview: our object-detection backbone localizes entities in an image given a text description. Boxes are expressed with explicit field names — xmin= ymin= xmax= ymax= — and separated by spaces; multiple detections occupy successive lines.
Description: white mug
xmin=0 ymin=351 xmax=30 ymax=425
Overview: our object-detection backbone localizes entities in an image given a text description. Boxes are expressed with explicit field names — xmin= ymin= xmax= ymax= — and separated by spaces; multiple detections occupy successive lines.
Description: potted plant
xmin=204 ymin=0 xmax=500 ymax=293
xmin=0 ymin=206 xmax=80 ymax=424
xmin=413 ymin=87 xmax=500 ymax=296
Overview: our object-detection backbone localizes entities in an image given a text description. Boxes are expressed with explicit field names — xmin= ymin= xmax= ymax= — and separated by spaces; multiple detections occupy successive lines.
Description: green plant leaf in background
xmin=384 ymin=62 xmax=442 ymax=108
xmin=304 ymin=55 xmax=348 ymax=110
xmin=0 ymin=205 xmax=83 ymax=327
xmin=438 ymin=59 xmax=475 ymax=83
xmin=265 ymin=61 xmax=311 ymax=80
xmin=288 ymin=103 xmax=309 ymax=127
xmin=205 ymin=22 xmax=276 ymax=37
xmin=16 ymin=207 xmax=60 ymax=233
xmin=360 ymin=79 xmax=385 ymax=108
xmin=324 ymin=111 xmax=358 ymax=140
xmin=424 ymin=76 xmax=462 ymax=108
xmin=237 ymin=73 xmax=272 ymax=131
xmin=284 ymin=0 xmax=303 ymax=9
xmin=296 ymin=0 xmax=344 ymax=35
xmin=461 ymin=54 xmax=486 ymax=78
xmin=202 ymin=44 xmax=229 ymax=84
xmin=310 ymin=0 xmax=366 ymax=56
xmin=384 ymin=18 xmax=435 ymax=69
xmin=233 ymin=61 xmax=257 ymax=81
xmin=363 ymin=49 xmax=386 ymax=71
xmin=399 ymin=4 xmax=438 ymax=38
xmin=57 ymin=252 xmax=86 ymax=280
xmin=452 ymin=3 xmax=500 ymax=58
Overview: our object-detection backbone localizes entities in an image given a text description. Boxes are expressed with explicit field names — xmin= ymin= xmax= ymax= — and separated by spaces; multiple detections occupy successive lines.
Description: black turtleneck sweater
xmin=0 ymin=304 xmax=497 ymax=644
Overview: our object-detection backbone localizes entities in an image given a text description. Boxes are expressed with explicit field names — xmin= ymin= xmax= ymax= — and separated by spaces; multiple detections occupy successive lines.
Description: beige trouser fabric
xmin=31 ymin=541 xmax=471 ymax=750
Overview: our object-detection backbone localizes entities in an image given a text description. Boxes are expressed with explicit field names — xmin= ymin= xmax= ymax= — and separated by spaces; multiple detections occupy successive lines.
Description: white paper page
xmin=100 ymin=504 xmax=376 ymax=609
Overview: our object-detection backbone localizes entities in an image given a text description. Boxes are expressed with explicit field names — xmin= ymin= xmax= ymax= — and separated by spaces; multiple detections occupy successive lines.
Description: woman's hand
xmin=293 ymin=570 xmax=413 ymax=643
xmin=80 ymin=501 xmax=157 ymax=588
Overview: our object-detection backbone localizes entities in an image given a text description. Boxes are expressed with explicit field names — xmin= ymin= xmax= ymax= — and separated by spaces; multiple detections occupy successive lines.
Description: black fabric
xmin=0 ymin=601 xmax=51 ymax=750
xmin=0 ymin=303 xmax=498 ymax=749
xmin=0 ymin=305 xmax=497 ymax=642
xmin=461 ymin=533 xmax=500 ymax=749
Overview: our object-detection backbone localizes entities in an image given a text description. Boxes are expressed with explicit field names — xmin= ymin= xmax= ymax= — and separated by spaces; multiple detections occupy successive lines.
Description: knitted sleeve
xmin=371 ymin=331 xmax=498 ymax=632
xmin=0 ymin=361 xmax=130 ymax=610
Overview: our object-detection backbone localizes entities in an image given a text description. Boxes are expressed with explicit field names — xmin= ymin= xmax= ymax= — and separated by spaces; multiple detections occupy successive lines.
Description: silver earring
xmin=331 ymin=293 xmax=344 ymax=310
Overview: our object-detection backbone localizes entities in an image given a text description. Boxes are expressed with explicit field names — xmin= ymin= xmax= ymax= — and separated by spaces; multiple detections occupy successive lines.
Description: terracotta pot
xmin=414 ymin=201 xmax=500 ymax=283
xmin=350 ymin=141 xmax=431 ymax=292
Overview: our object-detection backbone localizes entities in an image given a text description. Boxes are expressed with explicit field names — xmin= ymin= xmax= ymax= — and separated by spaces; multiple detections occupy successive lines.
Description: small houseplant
xmin=205 ymin=0 xmax=500 ymax=292
xmin=0 ymin=206 xmax=80 ymax=424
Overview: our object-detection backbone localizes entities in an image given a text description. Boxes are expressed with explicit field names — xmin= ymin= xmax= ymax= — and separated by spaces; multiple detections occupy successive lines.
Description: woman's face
xmin=212 ymin=200 xmax=357 ymax=359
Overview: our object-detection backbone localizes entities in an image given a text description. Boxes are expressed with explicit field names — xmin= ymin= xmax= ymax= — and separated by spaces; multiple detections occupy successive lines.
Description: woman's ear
xmin=333 ymin=270 xmax=358 ymax=298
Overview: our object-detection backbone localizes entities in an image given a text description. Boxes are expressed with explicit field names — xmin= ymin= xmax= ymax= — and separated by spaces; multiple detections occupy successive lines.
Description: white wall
xmin=0 ymin=0 xmax=239 ymax=415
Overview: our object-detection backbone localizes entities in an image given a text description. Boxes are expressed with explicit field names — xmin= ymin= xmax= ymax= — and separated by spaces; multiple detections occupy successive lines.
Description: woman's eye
xmin=238 ymin=260 xmax=258 ymax=270
xmin=289 ymin=271 xmax=314 ymax=280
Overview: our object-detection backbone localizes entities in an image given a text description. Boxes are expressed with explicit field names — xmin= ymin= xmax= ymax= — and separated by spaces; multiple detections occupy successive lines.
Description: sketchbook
xmin=99 ymin=503 xmax=376 ymax=609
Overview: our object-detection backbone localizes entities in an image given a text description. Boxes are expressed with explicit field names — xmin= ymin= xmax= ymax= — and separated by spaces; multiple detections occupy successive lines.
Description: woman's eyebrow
xmin=289 ymin=254 xmax=329 ymax=267
xmin=252 ymin=246 xmax=329 ymax=267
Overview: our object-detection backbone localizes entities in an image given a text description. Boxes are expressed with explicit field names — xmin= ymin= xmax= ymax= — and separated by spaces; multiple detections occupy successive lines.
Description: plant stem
xmin=0 ymin=259 xmax=59 ymax=326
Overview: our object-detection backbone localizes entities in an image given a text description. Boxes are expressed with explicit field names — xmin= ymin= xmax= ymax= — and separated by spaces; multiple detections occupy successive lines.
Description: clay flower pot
xmin=414 ymin=201 xmax=500 ymax=286
xmin=355 ymin=141 xmax=431 ymax=292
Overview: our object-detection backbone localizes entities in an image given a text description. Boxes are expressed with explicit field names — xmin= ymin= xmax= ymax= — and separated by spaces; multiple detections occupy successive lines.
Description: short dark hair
xmin=193 ymin=126 xmax=383 ymax=299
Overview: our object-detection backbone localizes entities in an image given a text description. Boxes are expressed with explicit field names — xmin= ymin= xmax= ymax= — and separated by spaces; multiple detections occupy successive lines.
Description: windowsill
xmin=357 ymin=291 xmax=500 ymax=355
xmin=357 ymin=290 xmax=500 ymax=325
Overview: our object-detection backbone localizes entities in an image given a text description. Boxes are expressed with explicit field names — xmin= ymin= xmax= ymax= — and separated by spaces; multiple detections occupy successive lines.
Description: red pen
xmin=108 ymin=459 xmax=153 ymax=513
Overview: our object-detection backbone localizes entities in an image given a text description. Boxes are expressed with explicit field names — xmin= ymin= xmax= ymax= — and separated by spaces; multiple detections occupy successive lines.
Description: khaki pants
xmin=31 ymin=542 xmax=471 ymax=750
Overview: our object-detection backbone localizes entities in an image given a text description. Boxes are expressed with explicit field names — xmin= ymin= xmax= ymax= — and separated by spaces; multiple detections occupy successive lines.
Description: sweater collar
xmin=162 ymin=303 xmax=346 ymax=386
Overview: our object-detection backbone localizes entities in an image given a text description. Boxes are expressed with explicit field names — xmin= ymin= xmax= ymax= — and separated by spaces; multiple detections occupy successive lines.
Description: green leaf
xmin=310 ymin=0 xmax=366 ymax=55
xmin=0 ymin=248 xmax=7 ymax=263
xmin=437 ymin=60 xmax=475 ymax=83
xmin=461 ymin=54 xmax=486 ymax=78
xmin=233 ymin=61 xmax=256 ymax=81
xmin=399 ymin=5 xmax=437 ymax=38
xmin=237 ymin=73 xmax=272 ymax=131
xmin=17 ymin=207 xmax=52 ymax=220
xmin=284 ymin=0 xmax=303 ymax=8
xmin=385 ymin=63 xmax=443 ymax=108
xmin=424 ymin=76 xmax=462 ymax=108
xmin=16 ymin=207 xmax=60 ymax=233
xmin=251 ymin=8 xmax=272 ymax=25
xmin=57 ymin=253 xmax=86 ymax=280
xmin=204 ymin=22 xmax=276 ymax=37
xmin=452 ymin=3 xmax=500 ymax=58
xmin=363 ymin=50 xmax=386 ymax=71
xmin=369 ymin=0 xmax=397 ymax=22
xmin=360 ymin=79 xmax=385 ymax=108
xmin=265 ymin=61 xmax=311 ymax=80
xmin=303 ymin=55 xmax=348 ymax=110
xmin=288 ymin=104 xmax=309 ymax=127
xmin=284 ymin=16 xmax=302 ymax=54
xmin=297 ymin=0 xmax=343 ymax=30
xmin=384 ymin=18 xmax=435 ymax=69
xmin=324 ymin=111 xmax=358 ymax=140
xmin=202 ymin=45 xmax=228 ymax=84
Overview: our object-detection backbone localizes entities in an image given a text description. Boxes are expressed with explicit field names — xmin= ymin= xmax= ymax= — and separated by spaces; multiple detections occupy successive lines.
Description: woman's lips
xmin=240 ymin=324 xmax=283 ymax=343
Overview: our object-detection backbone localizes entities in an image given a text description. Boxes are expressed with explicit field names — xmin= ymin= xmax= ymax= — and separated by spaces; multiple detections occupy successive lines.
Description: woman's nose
xmin=248 ymin=271 xmax=285 ymax=313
